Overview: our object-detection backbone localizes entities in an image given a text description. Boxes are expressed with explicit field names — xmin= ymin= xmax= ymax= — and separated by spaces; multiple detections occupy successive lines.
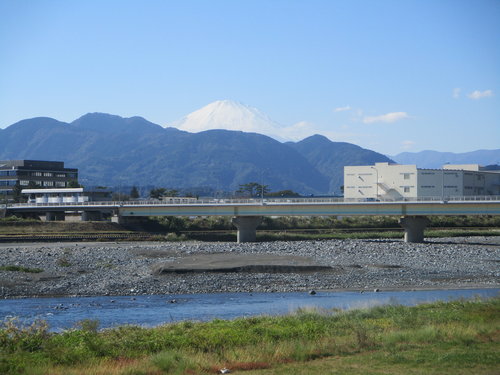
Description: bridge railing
xmin=5 ymin=195 xmax=500 ymax=209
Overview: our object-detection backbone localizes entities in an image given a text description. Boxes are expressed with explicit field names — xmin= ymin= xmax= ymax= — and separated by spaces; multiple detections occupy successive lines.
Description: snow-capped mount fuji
xmin=173 ymin=100 xmax=286 ymax=141
xmin=0 ymin=111 xmax=394 ymax=194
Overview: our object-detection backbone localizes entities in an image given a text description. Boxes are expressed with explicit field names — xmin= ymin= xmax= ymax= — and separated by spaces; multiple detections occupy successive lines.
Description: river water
xmin=1 ymin=289 xmax=498 ymax=331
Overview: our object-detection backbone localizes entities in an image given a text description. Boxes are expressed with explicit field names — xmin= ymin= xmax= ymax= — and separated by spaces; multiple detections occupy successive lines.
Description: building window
xmin=403 ymin=173 xmax=410 ymax=180
xmin=43 ymin=181 xmax=54 ymax=187
xmin=404 ymin=187 xmax=410 ymax=193
xmin=43 ymin=172 xmax=53 ymax=177
xmin=56 ymin=173 xmax=66 ymax=178
xmin=20 ymin=180 xmax=29 ymax=186
xmin=0 ymin=170 xmax=17 ymax=176
xmin=0 ymin=180 xmax=16 ymax=186
xmin=55 ymin=181 xmax=66 ymax=187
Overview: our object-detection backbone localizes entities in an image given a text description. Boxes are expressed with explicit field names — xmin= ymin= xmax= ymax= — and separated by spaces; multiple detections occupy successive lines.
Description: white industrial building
xmin=344 ymin=163 xmax=500 ymax=200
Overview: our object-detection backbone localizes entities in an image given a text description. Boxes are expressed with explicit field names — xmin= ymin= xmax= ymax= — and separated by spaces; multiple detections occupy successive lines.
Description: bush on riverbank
xmin=1 ymin=215 xmax=499 ymax=243
xmin=0 ymin=265 xmax=43 ymax=273
xmin=1 ymin=297 xmax=499 ymax=375
xmin=154 ymin=215 xmax=500 ymax=232
xmin=155 ymin=215 xmax=500 ymax=242
xmin=185 ymin=228 xmax=499 ymax=242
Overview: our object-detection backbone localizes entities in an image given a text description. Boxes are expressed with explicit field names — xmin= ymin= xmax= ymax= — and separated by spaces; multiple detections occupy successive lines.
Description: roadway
xmin=6 ymin=196 xmax=500 ymax=217
xmin=5 ymin=196 xmax=500 ymax=243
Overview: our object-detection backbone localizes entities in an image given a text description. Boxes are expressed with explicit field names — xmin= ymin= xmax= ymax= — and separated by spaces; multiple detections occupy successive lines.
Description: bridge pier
xmin=399 ymin=216 xmax=430 ymax=243
xmin=111 ymin=214 xmax=149 ymax=228
xmin=111 ymin=214 xmax=130 ymax=225
xmin=45 ymin=211 xmax=65 ymax=221
xmin=81 ymin=211 xmax=103 ymax=221
xmin=232 ymin=216 xmax=262 ymax=243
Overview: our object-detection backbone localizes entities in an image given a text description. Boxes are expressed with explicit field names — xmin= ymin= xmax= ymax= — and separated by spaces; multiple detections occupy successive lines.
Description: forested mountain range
xmin=391 ymin=149 xmax=500 ymax=169
xmin=0 ymin=112 xmax=392 ymax=195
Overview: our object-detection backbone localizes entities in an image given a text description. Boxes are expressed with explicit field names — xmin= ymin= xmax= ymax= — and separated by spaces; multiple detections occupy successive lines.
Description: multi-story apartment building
xmin=0 ymin=160 xmax=78 ymax=198
xmin=344 ymin=162 xmax=500 ymax=200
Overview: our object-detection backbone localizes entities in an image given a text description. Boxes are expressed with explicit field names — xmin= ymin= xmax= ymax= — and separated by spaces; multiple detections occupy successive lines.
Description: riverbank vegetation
xmin=1 ymin=215 xmax=499 ymax=242
xmin=1 ymin=297 xmax=499 ymax=375
xmin=157 ymin=214 xmax=500 ymax=232
xmin=0 ymin=265 xmax=43 ymax=273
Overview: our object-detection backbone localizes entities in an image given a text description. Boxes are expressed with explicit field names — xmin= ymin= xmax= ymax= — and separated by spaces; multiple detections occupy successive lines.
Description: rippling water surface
xmin=1 ymin=288 xmax=498 ymax=331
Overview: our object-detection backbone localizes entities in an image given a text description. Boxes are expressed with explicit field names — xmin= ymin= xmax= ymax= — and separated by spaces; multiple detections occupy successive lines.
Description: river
xmin=1 ymin=288 xmax=498 ymax=331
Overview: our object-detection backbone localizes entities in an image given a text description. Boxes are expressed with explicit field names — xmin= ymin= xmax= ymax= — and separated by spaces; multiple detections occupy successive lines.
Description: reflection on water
xmin=1 ymin=288 xmax=498 ymax=331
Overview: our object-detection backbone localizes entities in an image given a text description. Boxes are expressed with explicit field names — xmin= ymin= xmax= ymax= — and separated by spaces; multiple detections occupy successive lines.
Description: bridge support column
xmin=45 ymin=212 xmax=65 ymax=221
xmin=81 ymin=211 xmax=103 ymax=221
xmin=232 ymin=216 xmax=262 ymax=243
xmin=399 ymin=216 xmax=430 ymax=243
xmin=112 ymin=214 xmax=128 ymax=225
xmin=112 ymin=214 xmax=148 ymax=228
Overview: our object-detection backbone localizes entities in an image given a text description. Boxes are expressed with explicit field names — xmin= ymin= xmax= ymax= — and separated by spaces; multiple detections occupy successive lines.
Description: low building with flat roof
xmin=22 ymin=188 xmax=111 ymax=204
xmin=344 ymin=162 xmax=500 ymax=200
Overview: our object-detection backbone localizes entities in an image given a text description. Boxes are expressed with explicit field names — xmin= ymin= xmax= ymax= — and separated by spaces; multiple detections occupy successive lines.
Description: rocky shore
xmin=1 ymin=237 xmax=499 ymax=298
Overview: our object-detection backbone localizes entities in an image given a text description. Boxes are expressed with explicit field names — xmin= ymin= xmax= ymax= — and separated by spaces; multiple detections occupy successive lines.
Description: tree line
xmin=6 ymin=180 xmax=302 ymax=203
xmin=119 ymin=182 xmax=300 ymax=201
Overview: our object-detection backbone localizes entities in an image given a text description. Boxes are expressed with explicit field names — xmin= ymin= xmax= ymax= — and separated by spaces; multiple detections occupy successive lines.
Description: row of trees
xmin=7 ymin=181 xmax=301 ymax=203
xmin=235 ymin=182 xmax=300 ymax=198
xmin=129 ymin=183 xmax=300 ymax=200
xmin=122 ymin=183 xmax=300 ymax=200
xmin=112 ymin=187 xmax=181 ymax=201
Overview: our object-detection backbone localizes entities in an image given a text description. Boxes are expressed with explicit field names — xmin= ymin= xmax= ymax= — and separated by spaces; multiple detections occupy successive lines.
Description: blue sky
xmin=0 ymin=0 xmax=498 ymax=155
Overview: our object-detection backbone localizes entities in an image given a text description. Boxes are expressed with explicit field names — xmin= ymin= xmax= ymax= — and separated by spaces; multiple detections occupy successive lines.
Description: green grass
xmin=256 ymin=228 xmax=498 ymax=242
xmin=0 ymin=265 xmax=43 ymax=273
xmin=1 ymin=297 xmax=499 ymax=375
xmin=185 ymin=228 xmax=500 ymax=242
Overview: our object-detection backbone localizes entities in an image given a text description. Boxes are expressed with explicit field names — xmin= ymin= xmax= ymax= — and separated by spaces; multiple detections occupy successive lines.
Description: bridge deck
xmin=7 ymin=197 xmax=500 ymax=216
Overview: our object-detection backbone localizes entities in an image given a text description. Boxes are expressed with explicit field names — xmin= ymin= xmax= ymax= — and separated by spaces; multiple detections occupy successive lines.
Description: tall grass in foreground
xmin=1 ymin=297 xmax=499 ymax=375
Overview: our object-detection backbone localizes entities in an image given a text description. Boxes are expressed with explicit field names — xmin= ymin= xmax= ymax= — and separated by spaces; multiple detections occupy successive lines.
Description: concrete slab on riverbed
xmin=152 ymin=253 xmax=334 ymax=274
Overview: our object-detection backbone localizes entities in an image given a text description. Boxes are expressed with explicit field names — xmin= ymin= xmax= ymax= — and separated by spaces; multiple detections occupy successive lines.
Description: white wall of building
xmin=416 ymin=169 xmax=442 ymax=198
xmin=484 ymin=172 xmax=500 ymax=195
xmin=344 ymin=166 xmax=377 ymax=199
xmin=344 ymin=163 xmax=419 ymax=199
xmin=344 ymin=163 xmax=500 ymax=199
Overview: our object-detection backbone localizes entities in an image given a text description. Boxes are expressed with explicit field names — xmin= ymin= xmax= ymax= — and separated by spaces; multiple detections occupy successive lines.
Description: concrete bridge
xmin=5 ymin=196 xmax=500 ymax=243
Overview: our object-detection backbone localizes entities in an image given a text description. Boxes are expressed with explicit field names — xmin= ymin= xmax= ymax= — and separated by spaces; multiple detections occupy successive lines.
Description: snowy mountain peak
xmin=173 ymin=100 xmax=285 ymax=140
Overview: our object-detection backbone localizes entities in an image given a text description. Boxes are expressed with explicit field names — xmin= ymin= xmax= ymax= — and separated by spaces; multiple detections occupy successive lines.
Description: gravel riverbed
xmin=1 ymin=237 xmax=499 ymax=298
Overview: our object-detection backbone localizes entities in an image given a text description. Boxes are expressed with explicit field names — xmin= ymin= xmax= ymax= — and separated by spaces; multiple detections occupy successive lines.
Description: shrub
xmin=0 ymin=265 xmax=43 ymax=273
